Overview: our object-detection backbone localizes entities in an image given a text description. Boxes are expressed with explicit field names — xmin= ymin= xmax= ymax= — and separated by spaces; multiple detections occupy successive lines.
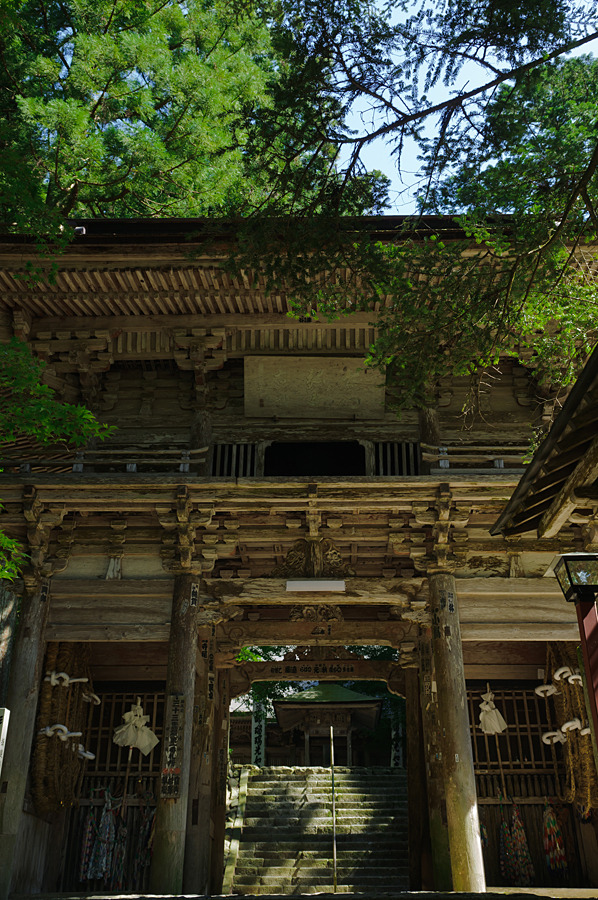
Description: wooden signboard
xmin=160 ymin=693 xmax=185 ymax=798
xmin=244 ymin=356 xmax=385 ymax=419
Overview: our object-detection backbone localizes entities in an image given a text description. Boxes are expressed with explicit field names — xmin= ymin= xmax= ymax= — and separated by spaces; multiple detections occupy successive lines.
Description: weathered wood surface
xmin=419 ymin=628 xmax=452 ymax=891
xmin=209 ymin=669 xmax=230 ymax=893
xmin=539 ymin=436 xmax=598 ymax=538
xmin=228 ymin=659 xmax=406 ymax=699
xmin=0 ymin=477 xmax=522 ymax=508
xmin=45 ymin=573 xmax=577 ymax=642
xmin=429 ymin=572 xmax=485 ymax=892
xmin=245 ymin=356 xmax=385 ymax=419
xmin=184 ymin=629 xmax=215 ymax=892
xmin=150 ymin=574 xmax=199 ymax=895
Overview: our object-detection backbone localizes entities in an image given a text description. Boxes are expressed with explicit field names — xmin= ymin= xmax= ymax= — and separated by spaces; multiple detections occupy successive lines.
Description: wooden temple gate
xmin=0 ymin=217 xmax=595 ymax=896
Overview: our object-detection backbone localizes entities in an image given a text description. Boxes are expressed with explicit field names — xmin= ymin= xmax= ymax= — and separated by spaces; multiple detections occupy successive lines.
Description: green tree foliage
xmin=236 ymin=51 xmax=598 ymax=412
xmin=0 ymin=0 xmax=390 ymax=235
xmin=2 ymin=1 xmax=598 ymax=412
xmin=0 ymin=339 xmax=112 ymax=578
xmin=0 ymin=0 xmax=276 ymax=229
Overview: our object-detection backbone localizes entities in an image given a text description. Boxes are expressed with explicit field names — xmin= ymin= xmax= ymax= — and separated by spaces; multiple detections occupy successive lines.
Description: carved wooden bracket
xmin=22 ymin=487 xmax=68 ymax=588
xmin=157 ymin=486 xmax=215 ymax=575
xmin=271 ymin=537 xmax=352 ymax=578
xmin=411 ymin=485 xmax=470 ymax=574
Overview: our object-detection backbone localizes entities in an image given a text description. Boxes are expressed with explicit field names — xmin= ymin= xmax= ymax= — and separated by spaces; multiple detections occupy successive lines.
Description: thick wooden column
xmin=429 ymin=571 xmax=485 ymax=892
xmin=419 ymin=626 xmax=452 ymax=890
xmin=210 ymin=668 xmax=231 ymax=893
xmin=0 ymin=578 xmax=50 ymax=900
xmin=150 ymin=573 xmax=199 ymax=894
xmin=183 ymin=626 xmax=216 ymax=892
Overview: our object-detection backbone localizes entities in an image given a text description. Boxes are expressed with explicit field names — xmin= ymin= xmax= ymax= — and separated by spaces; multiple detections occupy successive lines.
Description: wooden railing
xmin=0 ymin=447 xmax=207 ymax=475
xmin=422 ymin=442 xmax=528 ymax=471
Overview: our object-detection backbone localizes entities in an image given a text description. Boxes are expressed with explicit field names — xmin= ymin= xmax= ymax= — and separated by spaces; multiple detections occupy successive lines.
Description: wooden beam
xmin=460 ymin=623 xmax=578 ymax=641
xmin=46 ymin=623 xmax=171 ymax=641
xmin=31 ymin=312 xmax=378 ymax=334
xmin=227 ymin=659 xmax=405 ymax=698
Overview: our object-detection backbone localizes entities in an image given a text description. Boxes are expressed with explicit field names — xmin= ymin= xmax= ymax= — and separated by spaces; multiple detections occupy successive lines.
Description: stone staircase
xmin=225 ymin=766 xmax=409 ymax=895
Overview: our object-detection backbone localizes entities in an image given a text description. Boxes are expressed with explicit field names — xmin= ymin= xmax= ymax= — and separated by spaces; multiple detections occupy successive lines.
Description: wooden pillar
xmin=419 ymin=626 xmax=452 ymax=891
xmin=189 ymin=353 xmax=213 ymax=476
xmin=150 ymin=573 xmax=199 ymax=894
xmin=418 ymin=405 xmax=441 ymax=475
xmin=429 ymin=570 xmax=485 ymax=892
xmin=0 ymin=578 xmax=50 ymax=900
xmin=183 ymin=626 xmax=216 ymax=892
xmin=209 ymin=668 xmax=230 ymax=893
xmin=405 ymin=666 xmax=428 ymax=890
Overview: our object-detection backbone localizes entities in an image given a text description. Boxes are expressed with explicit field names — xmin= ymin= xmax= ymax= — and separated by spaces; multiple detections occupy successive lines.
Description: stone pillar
xmin=429 ymin=570 xmax=485 ymax=892
xmin=183 ymin=626 xmax=216 ymax=892
xmin=0 ymin=577 xmax=51 ymax=900
xmin=419 ymin=626 xmax=452 ymax=891
xmin=150 ymin=573 xmax=199 ymax=894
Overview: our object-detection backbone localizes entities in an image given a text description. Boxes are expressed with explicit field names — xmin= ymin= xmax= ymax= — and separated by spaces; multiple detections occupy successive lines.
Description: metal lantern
xmin=554 ymin=553 xmax=598 ymax=602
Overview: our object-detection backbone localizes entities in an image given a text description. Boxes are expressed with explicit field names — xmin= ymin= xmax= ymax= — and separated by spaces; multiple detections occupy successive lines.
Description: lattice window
xmin=373 ymin=442 xmax=420 ymax=476
xmin=212 ymin=443 xmax=258 ymax=477
xmin=467 ymin=686 xmax=566 ymax=800
xmin=83 ymin=689 xmax=164 ymax=780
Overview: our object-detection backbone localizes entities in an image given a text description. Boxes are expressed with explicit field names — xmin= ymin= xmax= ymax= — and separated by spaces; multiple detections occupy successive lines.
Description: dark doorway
xmin=264 ymin=441 xmax=366 ymax=476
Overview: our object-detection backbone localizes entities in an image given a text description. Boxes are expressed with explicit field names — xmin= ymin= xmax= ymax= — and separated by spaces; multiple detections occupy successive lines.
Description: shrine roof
xmin=0 ymin=215 xmax=471 ymax=321
xmin=492 ymin=343 xmax=598 ymax=538
xmin=276 ymin=684 xmax=379 ymax=704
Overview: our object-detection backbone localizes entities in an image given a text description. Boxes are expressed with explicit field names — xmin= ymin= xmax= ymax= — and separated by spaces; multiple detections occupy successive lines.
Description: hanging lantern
xmin=554 ymin=554 xmax=598 ymax=603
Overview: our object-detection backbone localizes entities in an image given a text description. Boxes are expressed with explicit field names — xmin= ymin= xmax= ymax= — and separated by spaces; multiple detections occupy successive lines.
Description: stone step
xmin=246 ymin=792 xmax=407 ymax=801
xmin=234 ymin=864 xmax=408 ymax=878
xmin=234 ymin=875 xmax=411 ymax=887
xmin=233 ymin=882 xmax=410 ymax=895
xmin=244 ymin=804 xmax=406 ymax=815
xmin=248 ymin=780 xmax=407 ymax=790
xmin=243 ymin=813 xmax=406 ymax=825
xmin=239 ymin=836 xmax=407 ymax=850
xmin=248 ymin=779 xmax=407 ymax=788
xmin=237 ymin=848 xmax=408 ymax=861
xmin=228 ymin=767 xmax=409 ymax=895
xmin=245 ymin=792 xmax=407 ymax=801
xmin=241 ymin=828 xmax=406 ymax=839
